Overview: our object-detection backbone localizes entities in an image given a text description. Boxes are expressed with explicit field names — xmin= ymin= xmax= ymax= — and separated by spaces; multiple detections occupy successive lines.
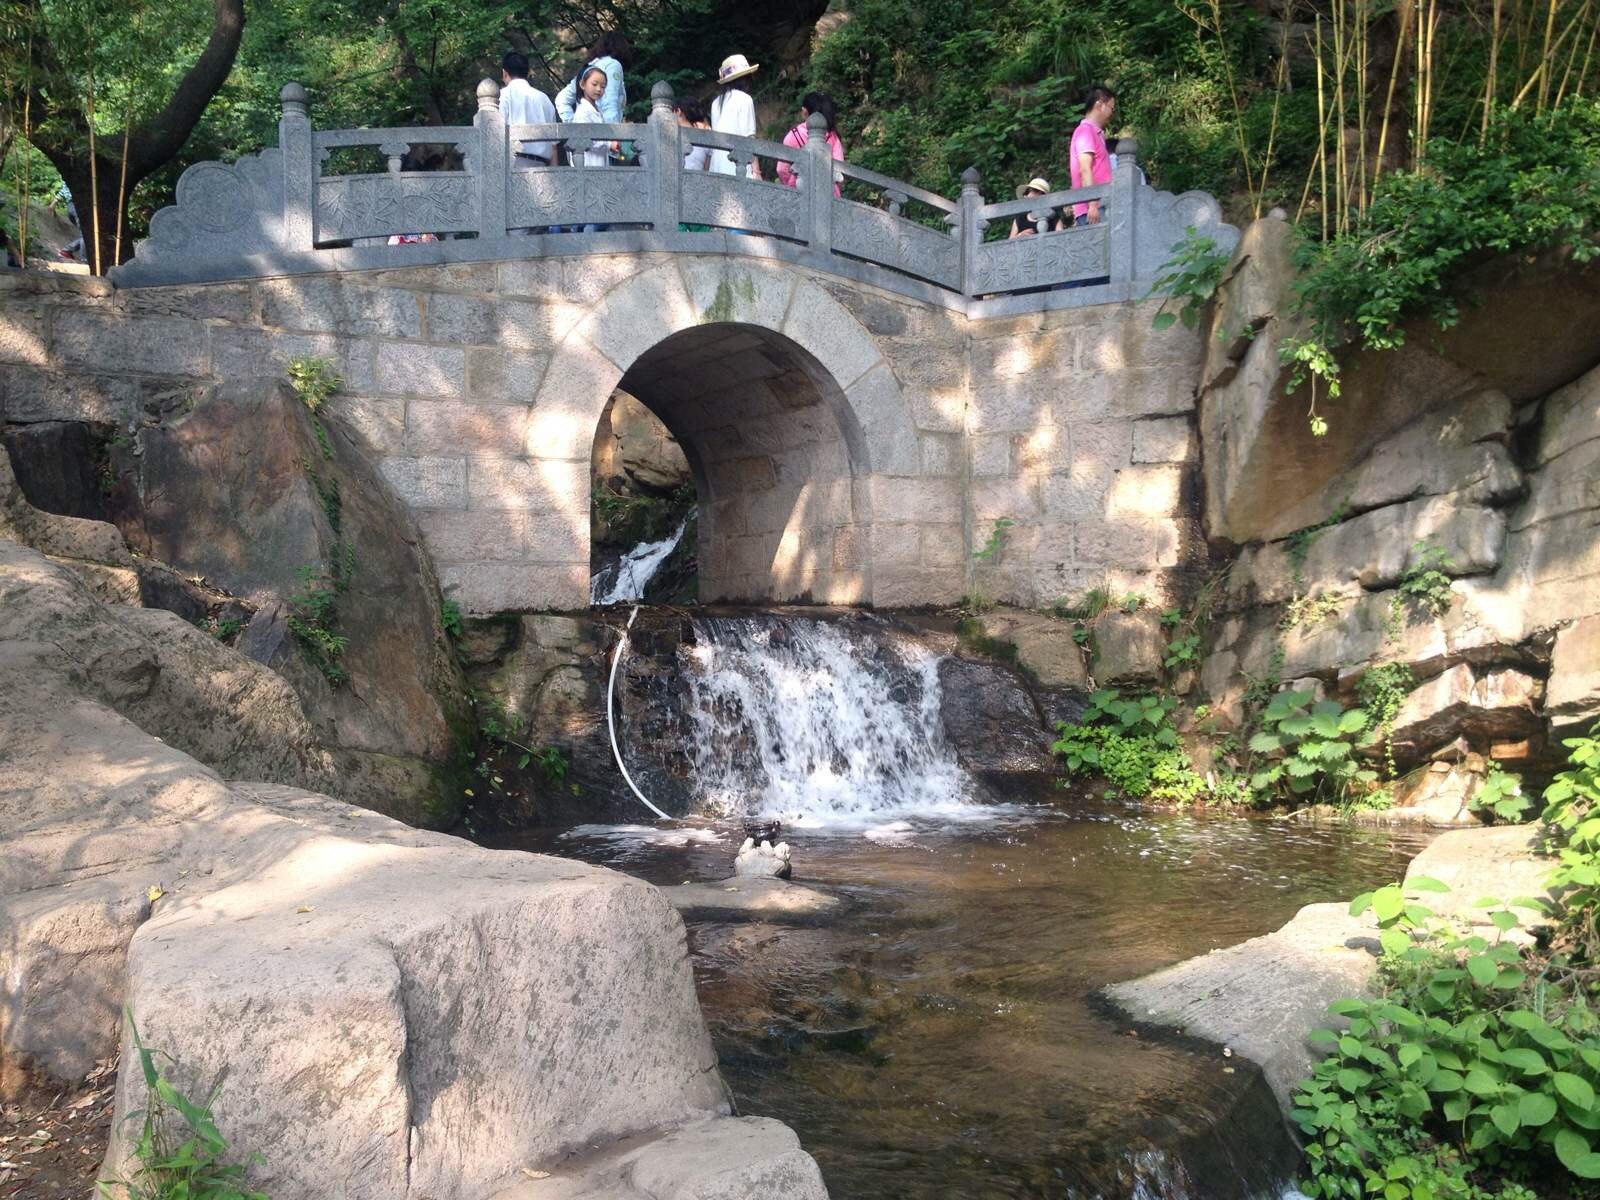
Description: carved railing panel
xmin=317 ymin=173 xmax=477 ymax=243
xmin=680 ymin=174 xmax=805 ymax=241
xmin=831 ymin=201 xmax=960 ymax=289
xmin=114 ymin=79 xmax=1241 ymax=307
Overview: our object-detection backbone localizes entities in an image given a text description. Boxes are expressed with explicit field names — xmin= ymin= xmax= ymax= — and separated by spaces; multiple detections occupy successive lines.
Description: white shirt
xmin=501 ymin=77 xmax=558 ymax=162
xmin=571 ymin=96 xmax=610 ymax=167
xmin=683 ymin=141 xmax=711 ymax=172
xmin=709 ymin=90 xmax=757 ymax=177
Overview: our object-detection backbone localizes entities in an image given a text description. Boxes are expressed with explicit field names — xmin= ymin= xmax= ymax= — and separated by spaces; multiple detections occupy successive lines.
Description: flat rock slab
xmin=1104 ymin=823 xmax=1555 ymax=1113
xmin=1105 ymin=901 xmax=1379 ymax=1109
xmin=663 ymin=877 xmax=842 ymax=924
xmin=488 ymin=1116 xmax=829 ymax=1200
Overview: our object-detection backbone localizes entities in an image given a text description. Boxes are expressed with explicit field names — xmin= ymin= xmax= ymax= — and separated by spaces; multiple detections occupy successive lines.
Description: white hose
xmin=607 ymin=605 xmax=672 ymax=821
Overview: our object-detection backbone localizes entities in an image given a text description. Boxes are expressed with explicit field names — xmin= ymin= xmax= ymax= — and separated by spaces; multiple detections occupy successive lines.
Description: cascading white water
xmin=591 ymin=517 xmax=690 ymax=606
xmin=680 ymin=615 xmax=973 ymax=825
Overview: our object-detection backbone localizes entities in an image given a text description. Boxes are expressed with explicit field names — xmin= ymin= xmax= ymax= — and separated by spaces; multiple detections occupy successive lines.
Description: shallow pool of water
xmin=495 ymin=804 xmax=1432 ymax=1199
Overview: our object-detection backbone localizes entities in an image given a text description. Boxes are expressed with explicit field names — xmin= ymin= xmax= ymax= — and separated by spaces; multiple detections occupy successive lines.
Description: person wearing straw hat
xmin=709 ymin=54 xmax=762 ymax=179
xmin=1008 ymin=177 xmax=1060 ymax=238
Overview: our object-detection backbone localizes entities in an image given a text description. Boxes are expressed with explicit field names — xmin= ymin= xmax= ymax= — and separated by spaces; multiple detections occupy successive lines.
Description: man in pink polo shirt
xmin=1070 ymin=86 xmax=1117 ymax=225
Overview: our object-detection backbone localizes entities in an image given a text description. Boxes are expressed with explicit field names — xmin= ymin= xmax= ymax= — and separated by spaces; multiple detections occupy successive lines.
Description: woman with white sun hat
xmin=709 ymin=53 xmax=762 ymax=179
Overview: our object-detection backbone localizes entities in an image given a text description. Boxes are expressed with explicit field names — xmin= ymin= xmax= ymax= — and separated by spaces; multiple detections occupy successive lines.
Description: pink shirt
xmin=1069 ymin=119 xmax=1111 ymax=219
xmin=776 ymin=124 xmax=844 ymax=195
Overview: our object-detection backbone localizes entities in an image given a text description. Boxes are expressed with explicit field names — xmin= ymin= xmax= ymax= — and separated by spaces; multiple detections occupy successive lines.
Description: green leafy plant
xmin=967 ymin=516 xmax=1015 ymax=611
xmin=287 ymin=356 xmax=340 ymax=414
xmin=286 ymin=566 xmax=348 ymax=685
xmin=1053 ymin=689 xmax=1209 ymax=803
xmin=97 ymin=1010 xmax=268 ymax=1200
xmin=1398 ymin=540 xmax=1458 ymax=618
xmin=1357 ymin=662 xmax=1416 ymax=782
xmin=440 ymin=598 xmax=463 ymax=640
xmin=1164 ymin=633 xmax=1201 ymax=669
xmin=1247 ymin=688 xmax=1377 ymax=804
xmin=1294 ymin=729 xmax=1600 ymax=1200
xmin=1147 ymin=227 xmax=1231 ymax=332
xmin=1473 ymin=765 xmax=1532 ymax=824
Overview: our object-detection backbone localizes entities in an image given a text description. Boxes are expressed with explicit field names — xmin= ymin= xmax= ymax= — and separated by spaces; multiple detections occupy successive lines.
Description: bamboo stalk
xmin=1552 ymin=0 xmax=1596 ymax=107
xmin=113 ymin=95 xmax=132 ymax=268
xmin=1568 ymin=6 xmax=1600 ymax=99
xmin=1484 ymin=0 xmax=1503 ymax=138
xmin=1316 ymin=14 xmax=1330 ymax=238
xmin=1356 ymin=0 xmax=1370 ymax=214
xmin=18 ymin=89 xmax=31 ymax=263
xmin=1539 ymin=0 xmax=1561 ymax=109
xmin=85 ymin=49 xmax=101 ymax=276
xmin=1373 ymin=0 xmax=1412 ymax=185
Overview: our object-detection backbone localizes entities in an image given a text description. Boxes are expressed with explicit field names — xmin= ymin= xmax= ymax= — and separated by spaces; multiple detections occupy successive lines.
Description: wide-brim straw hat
xmin=1025 ymin=177 xmax=1052 ymax=194
xmin=716 ymin=54 xmax=760 ymax=84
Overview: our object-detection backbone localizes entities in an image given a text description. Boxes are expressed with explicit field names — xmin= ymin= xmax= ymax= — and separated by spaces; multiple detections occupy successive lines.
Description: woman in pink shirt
xmin=1069 ymin=85 xmax=1117 ymax=225
xmin=776 ymin=92 xmax=844 ymax=196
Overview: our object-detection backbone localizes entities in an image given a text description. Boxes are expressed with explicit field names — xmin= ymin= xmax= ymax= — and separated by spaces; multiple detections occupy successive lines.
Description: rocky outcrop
xmin=1198 ymin=219 xmax=1600 ymax=778
xmin=0 ymin=539 xmax=825 ymax=1198
xmin=1107 ymin=825 xmax=1553 ymax=1110
xmin=105 ymin=377 xmax=473 ymax=826
xmin=593 ymin=389 xmax=693 ymax=495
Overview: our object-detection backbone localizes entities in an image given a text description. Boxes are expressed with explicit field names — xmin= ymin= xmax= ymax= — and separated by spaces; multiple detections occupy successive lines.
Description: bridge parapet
xmin=114 ymin=79 xmax=1237 ymax=314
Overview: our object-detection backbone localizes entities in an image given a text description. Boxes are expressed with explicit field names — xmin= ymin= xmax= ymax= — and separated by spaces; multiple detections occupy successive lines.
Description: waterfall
xmin=591 ymin=517 xmax=690 ymax=606
xmin=678 ymin=614 xmax=973 ymax=825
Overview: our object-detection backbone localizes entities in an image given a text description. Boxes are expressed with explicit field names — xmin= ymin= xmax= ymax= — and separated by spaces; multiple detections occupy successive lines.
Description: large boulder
xmin=0 ymin=540 xmax=825 ymax=1198
xmin=937 ymin=656 xmax=1054 ymax=781
xmin=108 ymin=377 xmax=472 ymax=826
xmin=1091 ymin=608 xmax=1166 ymax=685
xmin=1388 ymin=663 xmax=1543 ymax=760
xmin=1549 ymin=616 xmax=1600 ymax=733
xmin=966 ymin=607 xmax=1090 ymax=689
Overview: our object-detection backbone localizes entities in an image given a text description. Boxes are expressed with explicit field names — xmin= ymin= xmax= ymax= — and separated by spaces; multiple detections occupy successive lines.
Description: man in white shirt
xmin=500 ymin=52 xmax=558 ymax=235
xmin=501 ymin=53 xmax=557 ymax=164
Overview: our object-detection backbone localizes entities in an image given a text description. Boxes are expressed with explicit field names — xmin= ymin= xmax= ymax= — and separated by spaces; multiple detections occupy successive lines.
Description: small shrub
xmin=1398 ymin=540 xmax=1457 ymax=618
xmin=1146 ymin=227 xmax=1230 ymax=333
xmin=1053 ymin=689 xmax=1208 ymax=804
xmin=1247 ymin=688 xmax=1377 ymax=805
xmin=1472 ymin=764 xmax=1531 ymax=824
xmin=1164 ymin=633 xmax=1201 ymax=669
xmin=441 ymin=598 xmax=463 ymax=640
xmin=1357 ymin=662 xmax=1416 ymax=782
xmin=286 ymin=566 xmax=348 ymax=685
xmin=98 ymin=1011 xmax=268 ymax=1200
xmin=286 ymin=356 xmax=340 ymax=414
xmin=968 ymin=516 xmax=1015 ymax=611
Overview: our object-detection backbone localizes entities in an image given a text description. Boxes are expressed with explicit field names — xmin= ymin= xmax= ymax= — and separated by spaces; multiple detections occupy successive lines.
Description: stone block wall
xmin=1 ymin=253 xmax=1206 ymax=613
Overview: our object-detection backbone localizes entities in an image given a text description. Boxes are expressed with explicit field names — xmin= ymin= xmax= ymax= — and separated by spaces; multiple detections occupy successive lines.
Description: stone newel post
xmin=804 ymin=111 xmax=834 ymax=250
xmin=956 ymin=166 xmax=985 ymax=297
xmin=1109 ymin=136 xmax=1139 ymax=285
xmin=649 ymin=80 xmax=681 ymax=231
xmin=279 ymin=82 xmax=316 ymax=253
xmin=475 ymin=78 xmax=507 ymax=239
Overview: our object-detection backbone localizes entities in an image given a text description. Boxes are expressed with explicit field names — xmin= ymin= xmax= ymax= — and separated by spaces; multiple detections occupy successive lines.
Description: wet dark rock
xmin=937 ymin=656 xmax=1053 ymax=783
xmin=2 ymin=421 xmax=114 ymax=521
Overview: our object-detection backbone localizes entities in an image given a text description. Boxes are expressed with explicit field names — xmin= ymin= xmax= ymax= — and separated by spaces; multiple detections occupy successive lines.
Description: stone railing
xmin=112 ymin=79 xmax=1239 ymax=310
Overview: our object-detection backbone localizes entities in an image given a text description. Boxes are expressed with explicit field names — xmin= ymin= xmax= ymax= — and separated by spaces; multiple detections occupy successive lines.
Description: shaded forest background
xmin=1 ymin=0 xmax=1597 ymax=272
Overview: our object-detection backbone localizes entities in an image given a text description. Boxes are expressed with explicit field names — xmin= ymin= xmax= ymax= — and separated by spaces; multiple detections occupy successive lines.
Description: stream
xmin=494 ymin=609 xmax=1432 ymax=1198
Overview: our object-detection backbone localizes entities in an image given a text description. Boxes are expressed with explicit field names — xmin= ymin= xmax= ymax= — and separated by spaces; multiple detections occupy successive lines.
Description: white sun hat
xmin=716 ymin=54 xmax=760 ymax=84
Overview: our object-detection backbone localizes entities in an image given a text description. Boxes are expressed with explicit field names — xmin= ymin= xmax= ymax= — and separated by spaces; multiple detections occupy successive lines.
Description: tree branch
xmin=125 ymin=0 xmax=246 ymax=176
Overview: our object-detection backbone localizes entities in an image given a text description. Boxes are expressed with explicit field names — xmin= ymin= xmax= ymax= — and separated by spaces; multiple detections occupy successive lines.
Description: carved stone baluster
xmin=1109 ymin=137 xmax=1139 ymax=286
xmin=649 ymin=80 xmax=680 ymax=231
xmin=279 ymin=82 xmax=316 ymax=253
xmin=956 ymin=166 xmax=985 ymax=297
xmin=474 ymin=78 xmax=507 ymax=240
xmin=380 ymin=141 xmax=409 ymax=174
xmin=884 ymin=189 xmax=907 ymax=218
xmin=805 ymin=111 xmax=832 ymax=250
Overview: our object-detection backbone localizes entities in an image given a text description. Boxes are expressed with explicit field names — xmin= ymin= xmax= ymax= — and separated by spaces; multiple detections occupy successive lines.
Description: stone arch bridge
xmin=8 ymin=81 xmax=1238 ymax=613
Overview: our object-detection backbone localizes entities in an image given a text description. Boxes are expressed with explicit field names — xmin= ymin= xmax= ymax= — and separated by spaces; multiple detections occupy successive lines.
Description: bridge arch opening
xmin=591 ymin=323 xmax=871 ymax=605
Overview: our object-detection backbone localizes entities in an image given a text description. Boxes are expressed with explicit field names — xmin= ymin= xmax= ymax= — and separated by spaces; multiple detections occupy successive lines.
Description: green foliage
xmin=1053 ymin=688 xmax=1211 ymax=803
xmin=1473 ymin=765 xmax=1532 ymax=824
xmin=1283 ymin=102 xmax=1600 ymax=429
xmin=287 ymin=356 xmax=339 ymax=414
xmin=98 ymin=1010 xmax=267 ymax=1200
xmin=518 ymin=744 xmax=570 ymax=787
xmin=1147 ymin=227 xmax=1231 ymax=331
xmin=286 ymin=564 xmax=348 ymax=685
xmin=1295 ymin=730 xmax=1600 ymax=1200
xmin=203 ymin=615 xmax=243 ymax=642
xmin=440 ymin=598 xmax=463 ymax=640
xmin=1358 ymin=662 xmax=1416 ymax=782
xmin=1398 ymin=540 xmax=1458 ymax=618
xmin=1247 ymin=688 xmax=1377 ymax=804
xmin=1164 ymin=633 xmax=1201 ymax=669
xmin=475 ymin=697 xmax=580 ymax=797
xmin=967 ymin=516 xmax=1015 ymax=611
xmin=1541 ymin=725 xmax=1600 ymax=959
